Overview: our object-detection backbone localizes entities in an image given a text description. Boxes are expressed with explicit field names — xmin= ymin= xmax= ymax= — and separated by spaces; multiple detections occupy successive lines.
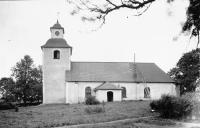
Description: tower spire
xmin=57 ymin=12 xmax=59 ymax=23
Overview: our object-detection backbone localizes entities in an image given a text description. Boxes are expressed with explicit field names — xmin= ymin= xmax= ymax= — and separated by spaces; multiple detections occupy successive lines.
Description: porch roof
xmin=94 ymin=81 xmax=122 ymax=91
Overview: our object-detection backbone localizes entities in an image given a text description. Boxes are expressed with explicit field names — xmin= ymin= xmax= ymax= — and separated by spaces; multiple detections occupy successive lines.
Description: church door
xmin=107 ymin=91 xmax=113 ymax=102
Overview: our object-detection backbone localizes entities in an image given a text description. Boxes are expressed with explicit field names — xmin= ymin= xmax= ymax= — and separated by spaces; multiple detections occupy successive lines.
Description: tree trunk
xmin=23 ymin=90 xmax=27 ymax=104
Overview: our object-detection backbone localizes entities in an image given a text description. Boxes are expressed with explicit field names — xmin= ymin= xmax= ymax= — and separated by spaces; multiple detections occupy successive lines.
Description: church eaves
xmin=41 ymin=38 xmax=72 ymax=48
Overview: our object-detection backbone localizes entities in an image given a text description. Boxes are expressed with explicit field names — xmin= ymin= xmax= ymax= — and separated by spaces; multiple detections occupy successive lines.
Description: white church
xmin=41 ymin=21 xmax=179 ymax=104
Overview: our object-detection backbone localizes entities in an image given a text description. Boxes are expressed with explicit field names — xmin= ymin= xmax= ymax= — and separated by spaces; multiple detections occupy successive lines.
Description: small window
xmin=122 ymin=87 xmax=126 ymax=98
xmin=144 ymin=87 xmax=150 ymax=98
xmin=85 ymin=86 xmax=91 ymax=98
xmin=53 ymin=50 xmax=60 ymax=59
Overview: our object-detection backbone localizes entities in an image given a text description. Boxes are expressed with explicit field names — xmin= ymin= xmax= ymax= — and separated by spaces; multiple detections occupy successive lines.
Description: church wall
xmin=66 ymin=82 xmax=177 ymax=104
xmin=67 ymin=82 xmax=138 ymax=104
xmin=67 ymin=82 xmax=102 ymax=104
xmin=117 ymin=83 xmax=177 ymax=100
xmin=112 ymin=82 xmax=138 ymax=100
xmin=43 ymin=48 xmax=71 ymax=104
xmin=145 ymin=83 xmax=177 ymax=100
xmin=111 ymin=83 xmax=177 ymax=101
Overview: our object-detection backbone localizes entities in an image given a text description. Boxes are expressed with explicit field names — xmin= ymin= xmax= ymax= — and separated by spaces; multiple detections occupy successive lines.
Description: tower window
xmin=53 ymin=50 xmax=60 ymax=59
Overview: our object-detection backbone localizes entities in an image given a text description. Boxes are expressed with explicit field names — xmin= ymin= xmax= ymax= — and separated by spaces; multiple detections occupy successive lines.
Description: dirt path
xmin=55 ymin=116 xmax=200 ymax=128
xmin=55 ymin=116 xmax=155 ymax=128
xmin=178 ymin=122 xmax=200 ymax=128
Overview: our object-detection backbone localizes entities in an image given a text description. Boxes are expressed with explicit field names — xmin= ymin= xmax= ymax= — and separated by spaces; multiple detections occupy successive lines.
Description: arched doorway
xmin=107 ymin=91 xmax=113 ymax=102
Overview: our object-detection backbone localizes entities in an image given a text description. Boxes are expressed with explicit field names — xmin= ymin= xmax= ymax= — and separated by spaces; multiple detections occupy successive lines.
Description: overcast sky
xmin=0 ymin=0 xmax=197 ymax=78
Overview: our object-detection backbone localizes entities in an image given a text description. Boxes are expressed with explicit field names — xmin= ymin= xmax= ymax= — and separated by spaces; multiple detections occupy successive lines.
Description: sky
xmin=0 ymin=0 xmax=198 ymax=78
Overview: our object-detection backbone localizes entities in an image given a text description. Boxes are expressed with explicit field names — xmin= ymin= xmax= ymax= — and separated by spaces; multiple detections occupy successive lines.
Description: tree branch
xmin=197 ymin=29 xmax=199 ymax=48
xmin=106 ymin=0 xmax=117 ymax=7
xmin=133 ymin=2 xmax=152 ymax=16
xmin=68 ymin=0 xmax=156 ymax=30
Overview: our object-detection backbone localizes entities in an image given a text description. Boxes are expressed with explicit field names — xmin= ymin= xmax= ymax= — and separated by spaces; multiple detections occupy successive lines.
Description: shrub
xmin=0 ymin=102 xmax=17 ymax=110
xmin=85 ymin=96 xmax=100 ymax=105
xmin=149 ymin=93 xmax=199 ymax=119
xmin=181 ymin=91 xmax=200 ymax=119
xmin=85 ymin=106 xmax=104 ymax=114
xmin=150 ymin=100 xmax=161 ymax=111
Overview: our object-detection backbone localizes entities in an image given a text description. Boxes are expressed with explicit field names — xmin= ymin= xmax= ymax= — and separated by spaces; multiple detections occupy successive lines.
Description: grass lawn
xmin=0 ymin=101 xmax=159 ymax=128
xmin=2 ymin=101 xmax=198 ymax=128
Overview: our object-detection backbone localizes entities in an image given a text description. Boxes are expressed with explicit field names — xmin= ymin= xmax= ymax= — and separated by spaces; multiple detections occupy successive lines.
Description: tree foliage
xmin=150 ymin=93 xmax=200 ymax=119
xmin=0 ymin=77 xmax=16 ymax=102
xmin=10 ymin=55 xmax=42 ymax=104
xmin=168 ymin=48 xmax=200 ymax=94
xmin=183 ymin=0 xmax=200 ymax=48
xmin=168 ymin=0 xmax=200 ymax=47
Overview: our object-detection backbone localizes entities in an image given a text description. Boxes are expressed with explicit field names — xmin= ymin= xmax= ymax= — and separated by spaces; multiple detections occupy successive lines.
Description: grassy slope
xmin=0 ymin=101 xmax=158 ymax=128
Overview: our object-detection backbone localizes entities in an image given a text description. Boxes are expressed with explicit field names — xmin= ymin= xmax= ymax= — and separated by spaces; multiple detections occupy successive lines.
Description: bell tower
xmin=41 ymin=21 xmax=72 ymax=104
xmin=50 ymin=20 xmax=64 ymax=38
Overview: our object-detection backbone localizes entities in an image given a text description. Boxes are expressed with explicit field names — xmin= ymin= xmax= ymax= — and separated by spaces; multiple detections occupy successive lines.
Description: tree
xmin=11 ymin=55 xmax=42 ymax=104
xmin=168 ymin=48 xmax=200 ymax=94
xmin=29 ymin=65 xmax=43 ymax=103
xmin=0 ymin=77 xmax=16 ymax=102
xmin=183 ymin=0 xmax=200 ymax=47
xmin=168 ymin=0 xmax=200 ymax=48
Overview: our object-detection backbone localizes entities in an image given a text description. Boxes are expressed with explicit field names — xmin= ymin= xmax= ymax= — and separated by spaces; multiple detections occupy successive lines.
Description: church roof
xmin=65 ymin=62 xmax=175 ymax=83
xmin=50 ymin=21 xmax=64 ymax=33
xmin=41 ymin=38 xmax=72 ymax=49
xmin=94 ymin=81 xmax=122 ymax=91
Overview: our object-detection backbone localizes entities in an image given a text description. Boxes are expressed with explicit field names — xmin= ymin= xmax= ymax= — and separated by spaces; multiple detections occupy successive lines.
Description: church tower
xmin=41 ymin=21 xmax=72 ymax=104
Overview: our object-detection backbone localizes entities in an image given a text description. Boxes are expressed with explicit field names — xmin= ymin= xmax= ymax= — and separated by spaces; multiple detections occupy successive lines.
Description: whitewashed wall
xmin=43 ymin=48 xmax=71 ymax=104
xmin=66 ymin=82 xmax=178 ymax=104
xmin=112 ymin=82 xmax=138 ymax=100
xmin=66 ymin=82 xmax=102 ymax=104
xmin=146 ymin=83 xmax=177 ymax=99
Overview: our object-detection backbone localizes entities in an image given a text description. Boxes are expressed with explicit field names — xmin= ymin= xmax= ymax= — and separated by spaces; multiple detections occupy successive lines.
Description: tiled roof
xmin=65 ymin=62 xmax=175 ymax=83
xmin=94 ymin=81 xmax=122 ymax=91
xmin=41 ymin=38 xmax=72 ymax=49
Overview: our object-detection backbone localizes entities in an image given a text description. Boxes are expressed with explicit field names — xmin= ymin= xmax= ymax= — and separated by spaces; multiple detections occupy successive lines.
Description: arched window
xmin=122 ymin=87 xmax=126 ymax=98
xmin=144 ymin=87 xmax=150 ymax=98
xmin=85 ymin=86 xmax=91 ymax=98
xmin=53 ymin=50 xmax=60 ymax=59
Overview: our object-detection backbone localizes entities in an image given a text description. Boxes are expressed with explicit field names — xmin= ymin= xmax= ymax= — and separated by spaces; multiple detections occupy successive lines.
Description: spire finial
xmin=57 ymin=12 xmax=59 ymax=23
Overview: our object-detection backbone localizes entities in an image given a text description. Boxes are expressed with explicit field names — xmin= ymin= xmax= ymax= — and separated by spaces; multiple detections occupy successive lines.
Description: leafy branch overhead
xmin=68 ymin=0 xmax=155 ymax=28
xmin=68 ymin=0 xmax=200 ymax=47
xmin=183 ymin=0 xmax=200 ymax=47
xmin=168 ymin=0 xmax=200 ymax=47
